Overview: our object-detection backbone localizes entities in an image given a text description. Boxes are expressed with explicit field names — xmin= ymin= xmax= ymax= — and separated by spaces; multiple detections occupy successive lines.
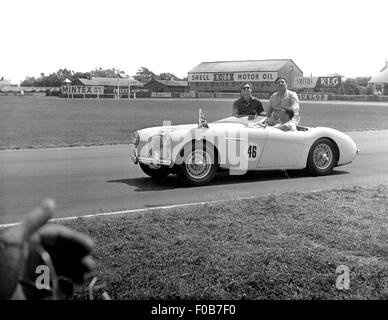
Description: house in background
xmin=187 ymin=59 xmax=303 ymax=93
xmin=368 ymin=61 xmax=388 ymax=95
xmin=143 ymin=79 xmax=188 ymax=93
xmin=0 ymin=78 xmax=23 ymax=95
xmin=70 ymin=76 xmax=144 ymax=97
xmin=0 ymin=78 xmax=13 ymax=89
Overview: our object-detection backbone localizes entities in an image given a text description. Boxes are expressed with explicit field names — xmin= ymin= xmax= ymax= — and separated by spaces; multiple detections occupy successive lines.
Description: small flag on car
xmin=198 ymin=108 xmax=209 ymax=129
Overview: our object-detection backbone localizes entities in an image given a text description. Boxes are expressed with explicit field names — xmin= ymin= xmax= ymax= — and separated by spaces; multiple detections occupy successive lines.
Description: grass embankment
xmin=58 ymin=184 xmax=388 ymax=300
xmin=1 ymin=96 xmax=388 ymax=149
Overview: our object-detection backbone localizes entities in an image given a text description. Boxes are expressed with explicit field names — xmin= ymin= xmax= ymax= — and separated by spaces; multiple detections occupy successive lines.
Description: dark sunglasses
xmin=242 ymin=87 xmax=250 ymax=90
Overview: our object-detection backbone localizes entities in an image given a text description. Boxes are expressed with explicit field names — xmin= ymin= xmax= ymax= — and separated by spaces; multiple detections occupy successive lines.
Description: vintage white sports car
xmin=129 ymin=110 xmax=359 ymax=186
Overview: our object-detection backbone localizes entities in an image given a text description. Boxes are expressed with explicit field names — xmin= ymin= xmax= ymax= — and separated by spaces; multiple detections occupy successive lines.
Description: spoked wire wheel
xmin=307 ymin=138 xmax=338 ymax=175
xmin=184 ymin=149 xmax=213 ymax=180
xmin=312 ymin=143 xmax=333 ymax=170
xmin=177 ymin=141 xmax=218 ymax=186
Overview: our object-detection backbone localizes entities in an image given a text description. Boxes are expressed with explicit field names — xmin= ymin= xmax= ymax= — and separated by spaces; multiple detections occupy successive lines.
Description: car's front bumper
xmin=131 ymin=148 xmax=172 ymax=166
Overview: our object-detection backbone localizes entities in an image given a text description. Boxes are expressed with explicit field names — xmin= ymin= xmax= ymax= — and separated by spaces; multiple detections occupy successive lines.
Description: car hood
xmin=137 ymin=122 xmax=247 ymax=138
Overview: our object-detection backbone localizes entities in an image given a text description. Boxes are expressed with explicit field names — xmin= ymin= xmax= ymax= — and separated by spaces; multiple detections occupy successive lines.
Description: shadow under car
xmin=107 ymin=169 xmax=350 ymax=191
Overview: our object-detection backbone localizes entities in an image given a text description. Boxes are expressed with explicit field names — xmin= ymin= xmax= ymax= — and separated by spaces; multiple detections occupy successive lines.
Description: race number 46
xmin=247 ymin=143 xmax=260 ymax=160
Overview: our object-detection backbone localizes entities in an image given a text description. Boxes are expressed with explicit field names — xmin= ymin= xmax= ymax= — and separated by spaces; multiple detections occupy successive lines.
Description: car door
xmin=223 ymin=126 xmax=268 ymax=173
xmin=257 ymin=127 xmax=307 ymax=169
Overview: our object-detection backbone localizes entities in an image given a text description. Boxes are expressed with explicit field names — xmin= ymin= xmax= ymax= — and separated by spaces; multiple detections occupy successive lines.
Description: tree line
xmin=20 ymin=67 xmax=186 ymax=87
xmin=341 ymin=77 xmax=373 ymax=95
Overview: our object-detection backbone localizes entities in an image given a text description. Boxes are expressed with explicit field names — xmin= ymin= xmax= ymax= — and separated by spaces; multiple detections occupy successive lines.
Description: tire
xmin=139 ymin=163 xmax=170 ymax=179
xmin=176 ymin=141 xmax=218 ymax=186
xmin=307 ymin=138 xmax=338 ymax=176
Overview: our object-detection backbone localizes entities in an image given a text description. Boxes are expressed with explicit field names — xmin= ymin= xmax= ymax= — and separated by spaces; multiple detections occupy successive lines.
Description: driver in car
xmin=273 ymin=108 xmax=297 ymax=131
xmin=232 ymin=82 xmax=264 ymax=119
xmin=256 ymin=108 xmax=296 ymax=131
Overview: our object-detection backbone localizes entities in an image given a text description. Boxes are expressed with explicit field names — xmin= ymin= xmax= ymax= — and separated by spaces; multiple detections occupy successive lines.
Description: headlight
xmin=129 ymin=131 xmax=140 ymax=146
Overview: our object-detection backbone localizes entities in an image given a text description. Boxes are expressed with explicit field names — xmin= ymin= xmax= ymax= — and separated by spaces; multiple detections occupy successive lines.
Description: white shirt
xmin=273 ymin=120 xmax=297 ymax=131
xmin=266 ymin=89 xmax=300 ymax=125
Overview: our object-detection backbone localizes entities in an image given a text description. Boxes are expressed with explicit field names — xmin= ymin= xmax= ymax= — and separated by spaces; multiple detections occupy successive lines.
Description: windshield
xmin=213 ymin=115 xmax=266 ymax=126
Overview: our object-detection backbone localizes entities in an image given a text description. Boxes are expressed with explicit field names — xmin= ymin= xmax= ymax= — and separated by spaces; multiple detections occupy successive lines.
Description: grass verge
xmin=57 ymin=184 xmax=388 ymax=300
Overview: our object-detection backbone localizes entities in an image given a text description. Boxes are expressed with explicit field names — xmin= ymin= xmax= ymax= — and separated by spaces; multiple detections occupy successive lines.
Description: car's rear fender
xmin=303 ymin=128 xmax=357 ymax=168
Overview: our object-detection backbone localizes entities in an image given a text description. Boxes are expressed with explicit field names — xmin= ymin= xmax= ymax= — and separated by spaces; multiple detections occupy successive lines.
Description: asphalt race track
xmin=1 ymin=130 xmax=388 ymax=224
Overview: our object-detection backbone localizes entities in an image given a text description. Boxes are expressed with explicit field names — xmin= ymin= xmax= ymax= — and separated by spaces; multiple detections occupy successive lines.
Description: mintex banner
xmin=62 ymin=86 xmax=104 ymax=95
xmin=188 ymin=72 xmax=278 ymax=82
xmin=294 ymin=76 xmax=341 ymax=89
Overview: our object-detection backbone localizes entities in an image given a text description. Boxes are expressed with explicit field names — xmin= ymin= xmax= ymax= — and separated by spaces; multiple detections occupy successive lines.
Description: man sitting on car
xmin=232 ymin=82 xmax=264 ymax=119
xmin=265 ymin=77 xmax=300 ymax=125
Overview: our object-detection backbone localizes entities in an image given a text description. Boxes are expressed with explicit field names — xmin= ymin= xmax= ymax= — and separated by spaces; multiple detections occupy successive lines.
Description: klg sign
xmin=317 ymin=76 xmax=341 ymax=88
xmin=294 ymin=76 xmax=341 ymax=89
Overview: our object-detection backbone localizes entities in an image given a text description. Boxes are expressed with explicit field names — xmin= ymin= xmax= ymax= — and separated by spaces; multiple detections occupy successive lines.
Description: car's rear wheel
xmin=139 ymin=163 xmax=170 ymax=179
xmin=307 ymin=138 xmax=338 ymax=175
xmin=177 ymin=141 xmax=218 ymax=186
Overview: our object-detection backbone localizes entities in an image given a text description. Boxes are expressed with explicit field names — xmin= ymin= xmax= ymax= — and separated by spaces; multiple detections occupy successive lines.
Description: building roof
xmin=369 ymin=62 xmax=388 ymax=84
xmin=0 ymin=79 xmax=13 ymax=87
xmin=325 ymin=73 xmax=345 ymax=78
xmin=76 ymin=77 xmax=143 ymax=87
xmin=188 ymin=59 xmax=302 ymax=74
xmin=145 ymin=79 xmax=188 ymax=87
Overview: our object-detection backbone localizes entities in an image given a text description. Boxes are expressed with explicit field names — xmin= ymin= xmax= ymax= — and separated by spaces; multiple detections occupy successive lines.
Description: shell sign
xmin=188 ymin=72 xmax=278 ymax=82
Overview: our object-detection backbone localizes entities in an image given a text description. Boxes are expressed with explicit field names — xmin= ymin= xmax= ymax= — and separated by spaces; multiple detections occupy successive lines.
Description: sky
xmin=1 ymin=0 xmax=387 ymax=84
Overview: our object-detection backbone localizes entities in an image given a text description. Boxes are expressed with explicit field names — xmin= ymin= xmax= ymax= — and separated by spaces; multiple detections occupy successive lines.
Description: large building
xmin=368 ymin=61 xmax=388 ymax=95
xmin=187 ymin=59 xmax=303 ymax=93
xmin=143 ymin=79 xmax=188 ymax=93
xmin=69 ymin=76 xmax=144 ymax=98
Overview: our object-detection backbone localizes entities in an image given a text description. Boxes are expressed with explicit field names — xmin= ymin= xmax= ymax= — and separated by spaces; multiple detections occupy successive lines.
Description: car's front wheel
xmin=307 ymin=138 xmax=338 ymax=175
xmin=176 ymin=141 xmax=218 ymax=186
xmin=139 ymin=163 xmax=170 ymax=179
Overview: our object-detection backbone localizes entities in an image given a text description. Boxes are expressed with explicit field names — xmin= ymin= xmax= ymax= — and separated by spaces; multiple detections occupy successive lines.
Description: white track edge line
xmin=0 ymin=189 xmax=328 ymax=228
